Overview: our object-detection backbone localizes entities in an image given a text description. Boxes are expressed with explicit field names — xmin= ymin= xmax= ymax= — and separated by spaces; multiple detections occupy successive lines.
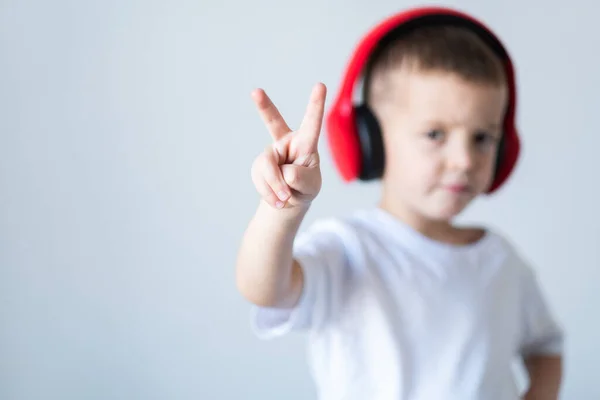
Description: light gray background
xmin=1 ymin=0 xmax=597 ymax=399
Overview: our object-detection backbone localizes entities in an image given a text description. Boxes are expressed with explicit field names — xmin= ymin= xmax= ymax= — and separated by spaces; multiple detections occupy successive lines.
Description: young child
xmin=236 ymin=6 xmax=564 ymax=400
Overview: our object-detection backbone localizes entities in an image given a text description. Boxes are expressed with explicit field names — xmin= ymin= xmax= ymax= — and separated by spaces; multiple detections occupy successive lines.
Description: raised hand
xmin=250 ymin=83 xmax=327 ymax=210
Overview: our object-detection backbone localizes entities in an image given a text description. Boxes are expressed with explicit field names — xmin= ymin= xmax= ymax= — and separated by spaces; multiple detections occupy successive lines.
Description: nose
xmin=447 ymin=140 xmax=475 ymax=172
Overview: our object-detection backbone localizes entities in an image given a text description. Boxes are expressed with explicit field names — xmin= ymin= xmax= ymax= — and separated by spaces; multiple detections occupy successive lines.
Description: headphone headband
xmin=325 ymin=6 xmax=521 ymax=193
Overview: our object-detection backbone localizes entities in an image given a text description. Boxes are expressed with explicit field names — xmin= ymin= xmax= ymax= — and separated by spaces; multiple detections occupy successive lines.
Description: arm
xmin=236 ymin=83 xmax=326 ymax=309
xmin=523 ymin=354 xmax=563 ymax=400
xmin=235 ymin=201 xmax=308 ymax=308
xmin=517 ymin=260 xmax=564 ymax=400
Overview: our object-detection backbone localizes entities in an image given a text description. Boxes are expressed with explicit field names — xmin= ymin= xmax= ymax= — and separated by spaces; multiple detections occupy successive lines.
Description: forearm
xmin=236 ymin=200 xmax=309 ymax=307
xmin=523 ymin=354 xmax=563 ymax=400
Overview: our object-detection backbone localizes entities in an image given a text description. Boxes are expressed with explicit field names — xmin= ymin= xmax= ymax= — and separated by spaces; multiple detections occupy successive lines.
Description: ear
xmin=354 ymin=104 xmax=386 ymax=180
xmin=493 ymin=133 xmax=506 ymax=178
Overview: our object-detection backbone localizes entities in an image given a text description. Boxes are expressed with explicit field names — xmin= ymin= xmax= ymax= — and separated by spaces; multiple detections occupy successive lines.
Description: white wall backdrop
xmin=1 ymin=0 xmax=598 ymax=398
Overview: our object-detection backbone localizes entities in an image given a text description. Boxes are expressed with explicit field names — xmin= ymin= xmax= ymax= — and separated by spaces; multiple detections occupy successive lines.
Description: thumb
xmin=281 ymin=164 xmax=321 ymax=195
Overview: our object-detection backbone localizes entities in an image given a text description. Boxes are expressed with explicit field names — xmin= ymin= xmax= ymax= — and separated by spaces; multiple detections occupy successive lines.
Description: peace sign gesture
xmin=250 ymin=83 xmax=327 ymax=209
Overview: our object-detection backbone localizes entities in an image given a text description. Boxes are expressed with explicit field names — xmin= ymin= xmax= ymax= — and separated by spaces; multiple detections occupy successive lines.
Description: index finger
xmin=299 ymin=83 xmax=327 ymax=147
xmin=251 ymin=88 xmax=291 ymax=141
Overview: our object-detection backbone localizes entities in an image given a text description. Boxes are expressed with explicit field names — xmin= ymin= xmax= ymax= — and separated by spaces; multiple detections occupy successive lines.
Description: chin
xmin=423 ymin=209 xmax=461 ymax=222
xmin=424 ymin=200 xmax=471 ymax=221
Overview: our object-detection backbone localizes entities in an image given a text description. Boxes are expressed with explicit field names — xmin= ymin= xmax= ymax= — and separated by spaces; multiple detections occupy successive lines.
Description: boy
xmin=236 ymin=6 xmax=564 ymax=400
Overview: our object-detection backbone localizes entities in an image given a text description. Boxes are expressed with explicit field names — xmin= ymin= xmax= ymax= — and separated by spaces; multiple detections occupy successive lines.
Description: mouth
xmin=443 ymin=184 xmax=471 ymax=194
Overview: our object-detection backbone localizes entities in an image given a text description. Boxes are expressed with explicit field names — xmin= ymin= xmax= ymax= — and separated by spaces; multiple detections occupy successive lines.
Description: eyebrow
xmin=472 ymin=122 xmax=503 ymax=135
xmin=422 ymin=120 xmax=503 ymax=132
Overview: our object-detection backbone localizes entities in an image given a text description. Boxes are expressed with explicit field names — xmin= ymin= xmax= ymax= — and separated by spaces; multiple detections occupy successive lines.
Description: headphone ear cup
xmin=354 ymin=104 xmax=385 ymax=180
xmin=493 ymin=133 xmax=506 ymax=179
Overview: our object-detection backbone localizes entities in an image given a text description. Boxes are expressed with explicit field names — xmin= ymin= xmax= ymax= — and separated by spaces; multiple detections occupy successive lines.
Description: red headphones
xmin=325 ymin=6 xmax=521 ymax=193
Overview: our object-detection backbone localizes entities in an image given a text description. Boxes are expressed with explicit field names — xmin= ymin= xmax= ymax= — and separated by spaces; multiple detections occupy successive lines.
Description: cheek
xmin=475 ymin=152 xmax=498 ymax=184
xmin=387 ymin=139 xmax=440 ymax=182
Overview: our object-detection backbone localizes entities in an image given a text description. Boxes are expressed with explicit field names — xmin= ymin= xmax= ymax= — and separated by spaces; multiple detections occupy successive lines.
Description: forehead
xmin=386 ymin=69 xmax=508 ymax=125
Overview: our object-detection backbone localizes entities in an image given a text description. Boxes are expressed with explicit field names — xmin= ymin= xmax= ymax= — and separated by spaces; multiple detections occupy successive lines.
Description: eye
xmin=426 ymin=129 xmax=445 ymax=141
xmin=474 ymin=131 xmax=499 ymax=149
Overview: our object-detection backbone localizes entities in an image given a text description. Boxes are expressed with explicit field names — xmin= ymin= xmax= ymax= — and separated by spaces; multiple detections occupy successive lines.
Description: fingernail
xmin=278 ymin=191 xmax=289 ymax=200
xmin=275 ymin=201 xmax=284 ymax=209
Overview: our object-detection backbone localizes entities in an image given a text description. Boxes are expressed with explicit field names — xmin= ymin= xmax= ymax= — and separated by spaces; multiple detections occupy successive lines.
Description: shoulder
xmin=293 ymin=208 xmax=385 ymax=266
xmin=296 ymin=208 xmax=383 ymax=244
xmin=476 ymin=226 xmax=537 ymax=276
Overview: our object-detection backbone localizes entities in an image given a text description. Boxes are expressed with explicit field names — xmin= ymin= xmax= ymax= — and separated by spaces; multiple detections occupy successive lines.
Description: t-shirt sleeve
xmin=249 ymin=219 xmax=353 ymax=340
xmin=519 ymin=264 xmax=564 ymax=357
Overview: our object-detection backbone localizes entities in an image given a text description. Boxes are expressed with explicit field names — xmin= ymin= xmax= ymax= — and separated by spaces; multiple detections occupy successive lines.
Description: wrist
xmin=257 ymin=198 xmax=310 ymax=225
xmin=524 ymin=384 xmax=559 ymax=400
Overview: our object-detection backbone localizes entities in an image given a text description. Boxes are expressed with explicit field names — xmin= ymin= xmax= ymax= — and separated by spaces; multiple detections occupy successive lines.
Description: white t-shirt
xmin=250 ymin=208 xmax=563 ymax=400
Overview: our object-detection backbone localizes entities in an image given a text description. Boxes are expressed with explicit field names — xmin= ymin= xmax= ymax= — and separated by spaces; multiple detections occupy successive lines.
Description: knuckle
xmin=265 ymin=193 xmax=280 ymax=208
xmin=258 ymin=157 xmax=273 ymax=176
xmin=266 ymin=115 xmax=278 ymax=126
xmin=271 ymin=140 xmax=285 ymax=155
xmin=284 ymin=166 xmax=298 ymax=185
xmin=263 ymin=163 xmax=278 ymax=181
xmin=262 ymin=146 xmax=277 ymax=165
xmin=258 ymin=180 xmax=273 ymax=199
xmin=260 ymin=147 xmax=270 ymax=161
xmin=252 ymin=156 xmax=267 ymax=179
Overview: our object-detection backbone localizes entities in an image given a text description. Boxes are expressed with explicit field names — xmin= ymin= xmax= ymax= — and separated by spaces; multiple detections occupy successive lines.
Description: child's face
xmin=377 ymin=69 xmax=508 ymax=221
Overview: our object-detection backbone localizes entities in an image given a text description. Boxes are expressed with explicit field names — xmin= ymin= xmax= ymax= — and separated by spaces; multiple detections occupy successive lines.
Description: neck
xmin=377 ymin=187 xmax=480 ymax=245
xmin=378 ymin=196 xmax=453 ymax=239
